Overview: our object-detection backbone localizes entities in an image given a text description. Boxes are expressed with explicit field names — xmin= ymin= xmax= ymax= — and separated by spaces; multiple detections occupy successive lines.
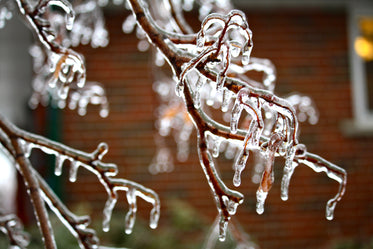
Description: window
xmin=346 ymin=1 xmax=373 ymax=134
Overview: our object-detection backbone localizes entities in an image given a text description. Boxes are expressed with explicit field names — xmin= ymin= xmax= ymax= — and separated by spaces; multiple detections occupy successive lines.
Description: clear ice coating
xmin=1 ymin=0 xmax=349 ymax=247
xmin=0 ymin=113 xmax=160 ymax=248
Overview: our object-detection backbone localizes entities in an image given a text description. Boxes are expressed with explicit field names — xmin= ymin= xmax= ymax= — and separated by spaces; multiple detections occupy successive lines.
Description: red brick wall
xmin=56 ymin=8 xmax=372 ymax=249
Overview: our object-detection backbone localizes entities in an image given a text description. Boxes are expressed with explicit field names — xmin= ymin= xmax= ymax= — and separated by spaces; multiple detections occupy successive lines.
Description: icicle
xmin=256 ymin=188 xmax=268 ymax=215
xmin=149 ymin=205 xmax=160 ymax=229
xmin=230 ymin=102 xmax=243 ymax=134
xmin=216 ymin=73 xmax=226 ymax=92
xmin=124 ymin=188 xmax=137 ymax=234
xmin=242 ymin=42 xmax=253 ymax=66
xmin=230 ymin=41 xmax=241 ymax=58
xmin=69 ymin=160 xmax=80 ymax=182
xmin=102 ymin=197 xmax=117 ymax=232
xmin=54 ymin=155 xmax=67 ymax=176
xmin=280 ymin=147 xmax=298 ymax=201
xmin=194 ymin=76 xmax=206 ymax=108
xmin=212 ymin=137 xmax=222 ymax=158
xmin=218 ymin=216 xmax=228 ymax=242
xmin=233 ymin=148 xmax=248 ymax=187
xmin=221 ymin=89 xmax=232 ymax=112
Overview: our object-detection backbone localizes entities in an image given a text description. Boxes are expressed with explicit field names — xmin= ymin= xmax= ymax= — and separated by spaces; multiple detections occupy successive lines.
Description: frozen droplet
xmin=175 ymin=81 xmax=184 ymax=97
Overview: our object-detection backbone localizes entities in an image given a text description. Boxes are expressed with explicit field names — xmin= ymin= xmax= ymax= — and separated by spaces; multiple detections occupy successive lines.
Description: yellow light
xmin=355 ymin=36 xmax=373 ymax=61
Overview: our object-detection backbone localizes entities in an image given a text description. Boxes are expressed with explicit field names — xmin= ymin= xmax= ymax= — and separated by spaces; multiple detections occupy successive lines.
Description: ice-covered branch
xmin=127 ymin=0 xmax=347 ymax=240
xmin=0 ymin=115 xmax=160 ymax=248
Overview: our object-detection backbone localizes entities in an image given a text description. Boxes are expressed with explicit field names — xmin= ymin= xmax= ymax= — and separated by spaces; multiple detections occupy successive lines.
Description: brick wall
xmin=54 ymin=7 xmax=372 ymax=249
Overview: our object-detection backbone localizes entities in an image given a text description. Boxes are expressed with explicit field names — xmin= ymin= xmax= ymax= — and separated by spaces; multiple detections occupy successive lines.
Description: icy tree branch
xmin=0 ymin=115 xmax=160 ymax=248
xmin=127 ymin=0 xmax=347 ymax=240
xmin=0 ymin=0 xmax=347 ymax=247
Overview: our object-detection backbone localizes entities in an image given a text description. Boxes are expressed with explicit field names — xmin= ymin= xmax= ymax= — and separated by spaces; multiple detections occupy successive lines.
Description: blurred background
xmin=1 ymin=0 xmax=373 ymax=248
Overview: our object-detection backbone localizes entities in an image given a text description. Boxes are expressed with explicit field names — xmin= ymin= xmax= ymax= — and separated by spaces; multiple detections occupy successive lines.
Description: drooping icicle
xmin=218 ymin=216 xmax=228 ymax=242
xmin=281 ymin=144 xmax=306 ymax=201
xmin=221 ymin=88 xmax=232 ymax=112
xmin=54 ymin=155 xmax=67 ymax=176
xmin=124 ymin=188 xmax=137 ymax=234
xmin=233 ymin=120 xmax=262 ymax=187
xmin=241 ymin=41 xmax=253 ymax=66
xmin=255 ymin=189 xmax=268 ymax=215
xmin=212 ymin=137 xmax=222 ymax=158
xmin=229 ymin=40 xmax=241 ymax=58
xmin=149 ymin=205 xmax=160 ymax=229
xmin=102 ymin=197 xmax=117 ymax=232
xmin=69 ymin=160 xmax=80 ymax=182
xmin=230 ymin=102 xmax=243 ymax=134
